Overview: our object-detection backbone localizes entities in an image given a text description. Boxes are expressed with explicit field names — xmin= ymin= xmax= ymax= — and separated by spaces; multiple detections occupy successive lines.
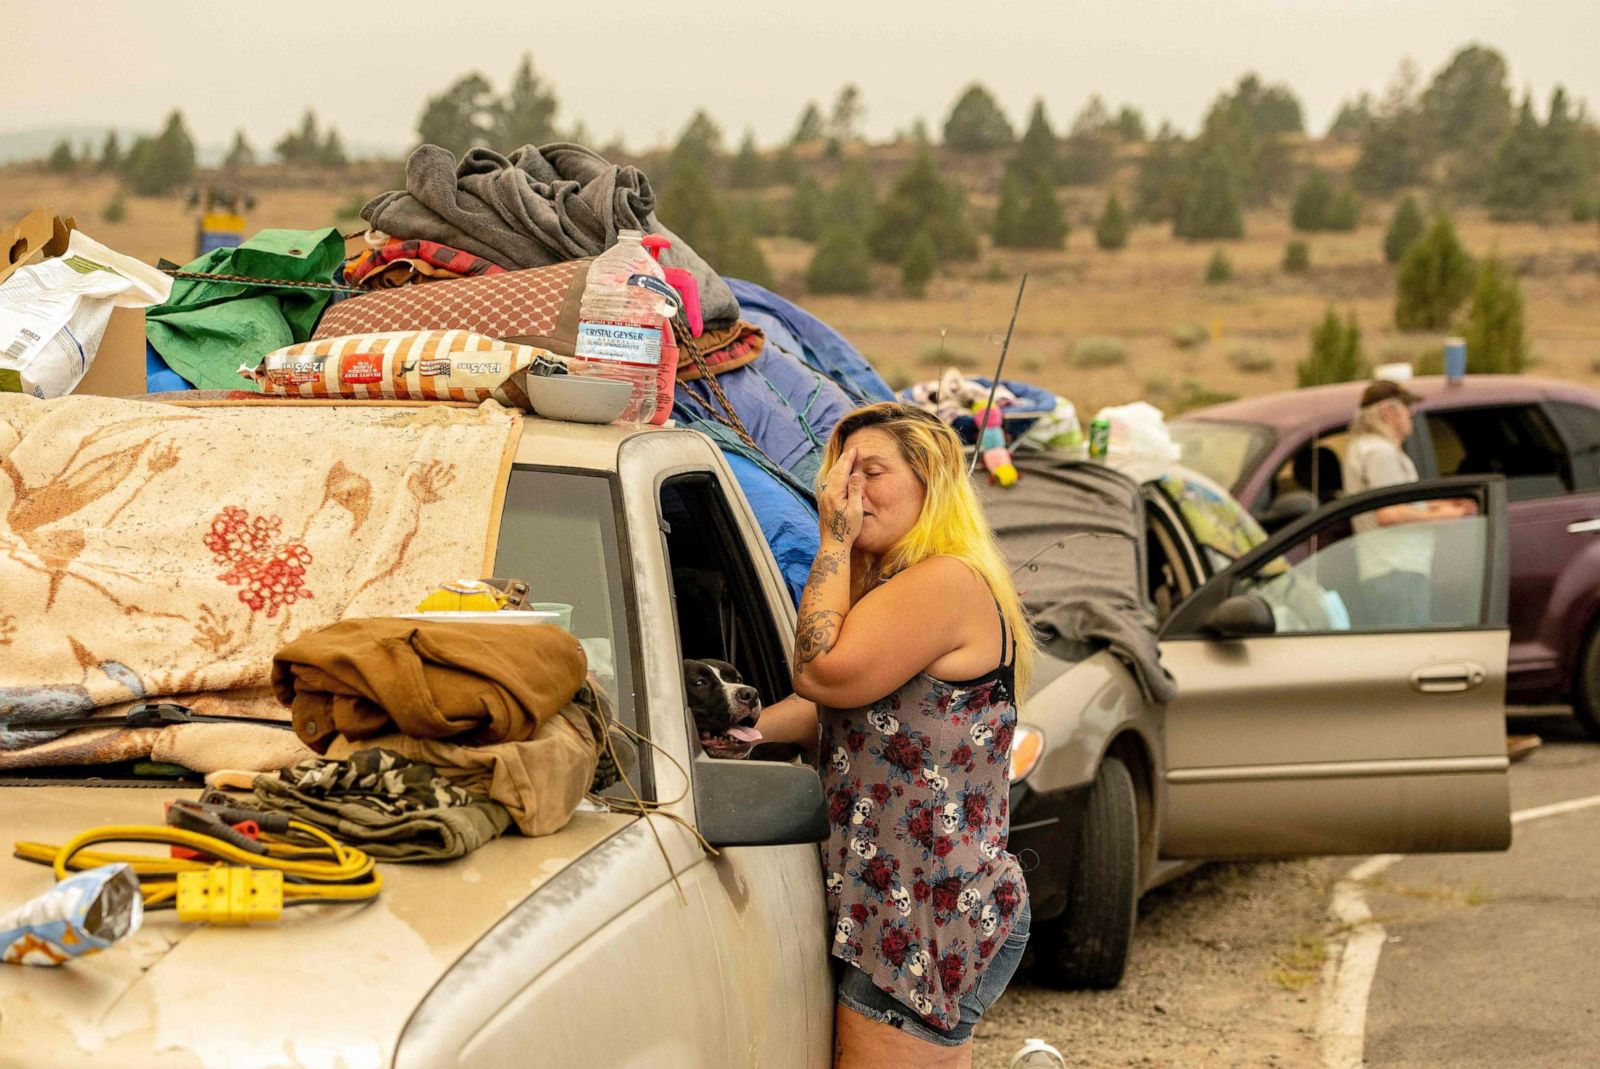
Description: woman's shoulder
xmin=892 ymin=555 xmax=990 ymax=596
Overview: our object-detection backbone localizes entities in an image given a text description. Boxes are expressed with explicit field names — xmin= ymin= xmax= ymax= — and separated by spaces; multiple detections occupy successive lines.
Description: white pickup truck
xmin=0 ymin=409 xmax=1514 ymax=1067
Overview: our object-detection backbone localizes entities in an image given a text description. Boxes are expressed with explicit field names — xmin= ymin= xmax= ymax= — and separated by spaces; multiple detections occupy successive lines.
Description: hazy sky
xmin=4 ymin=1 xmax=1596 ymax=153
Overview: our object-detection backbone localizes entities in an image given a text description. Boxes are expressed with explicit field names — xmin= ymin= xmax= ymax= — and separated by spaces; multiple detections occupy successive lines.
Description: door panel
xmin=1158 ymin=476 xmax=1511 ymax=860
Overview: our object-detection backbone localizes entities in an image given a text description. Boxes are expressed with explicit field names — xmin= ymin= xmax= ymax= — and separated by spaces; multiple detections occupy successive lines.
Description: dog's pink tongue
xmin=727 ymin=726 xmax=763 ymax=743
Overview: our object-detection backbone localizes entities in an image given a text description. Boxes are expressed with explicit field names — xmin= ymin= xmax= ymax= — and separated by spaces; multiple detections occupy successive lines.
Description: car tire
xmin=1571 ymin=625 xmax=1600 ymax=741
xmin=1030 ymin=755 xmax=1139 ymax=990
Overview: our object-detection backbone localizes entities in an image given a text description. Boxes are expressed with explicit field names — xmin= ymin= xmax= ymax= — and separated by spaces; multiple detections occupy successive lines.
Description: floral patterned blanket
xmin=0 ymin=395 xmax=521 ymax=768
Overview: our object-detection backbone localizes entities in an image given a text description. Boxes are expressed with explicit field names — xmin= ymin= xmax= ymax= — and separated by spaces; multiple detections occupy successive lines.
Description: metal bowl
xmin=525 ymin=374 xmax=633 ymax=424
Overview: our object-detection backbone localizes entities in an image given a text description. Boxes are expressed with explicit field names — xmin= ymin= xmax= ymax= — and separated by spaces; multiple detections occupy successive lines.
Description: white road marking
xmin=1317 ymin=791 xmax=1600 ymax=1069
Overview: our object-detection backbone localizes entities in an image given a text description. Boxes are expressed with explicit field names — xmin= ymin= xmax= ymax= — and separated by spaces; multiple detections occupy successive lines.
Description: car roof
xmin=1173 ymin=375 xmax=1600 ymax=437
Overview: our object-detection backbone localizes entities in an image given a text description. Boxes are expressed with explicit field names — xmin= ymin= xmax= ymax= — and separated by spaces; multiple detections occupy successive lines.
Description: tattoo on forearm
xmin=795 ymin=609 xmax=843 ymax=669
xmin=828 ymin=510 xmax=849 ymax=543
xmin=806 ymin=549 xmax=846 ymax=584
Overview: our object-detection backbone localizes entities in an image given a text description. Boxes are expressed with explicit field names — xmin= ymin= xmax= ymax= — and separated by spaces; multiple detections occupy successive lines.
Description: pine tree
xmin=320 ymin=129 xmax=347 ymax=168
xmin=830 ymin=84 xmax=865 ymax=145
xmin=788 ymin=176 xmax=828 ymax=241
xmin=942 ymin=84 xmax=1014 ymax=152
xmin=1291 ymin=169 xmax=1335 ymax=231
xmin=1327 ymin=188 xmax=1360 ymax=231
xmin=1061 ymin=95 xmax=1115 ymax=186
xmin=830 ymin=162 xmax=877 ymax=231
xmin=123 ymin=110 xmax=197 ymax=195
xmin=807 ymin=225 xmax=874 ymax=294
xmin=1395 ymin=214 xmax=1474 ymax=331
xmin=663 ymin=109 xmax=725 ymax=187
xmin=1422 ymin=45 xmax=1512 ymax=162
xmin=1015 ymin=176 xmax=1068 ymax=249
xmin=1463 ymin=258 xmax=1527 ymax=373
xmin=224 ymin=130 xmax=256 ymax=169
xmin=1298 ymin=308 xmax=1368 ymax=386
xmin=496 ymin=53 xmax=559 ymax=150
xmin=1383 ymin=195 xmax=1425 ymax=263
xmin=1354 ymin=60 xmax=1430 ymax=194
xmin=1485 ymin=95 xmax=1552 ymax=221
xmin=46 ymin=139 xmax=76 ymax=174
xmin=900 ymin=230 xmax=938 ymax=297
xmin=1175 ymin=153 xmax=1244 ymax=240
xmin=992 ymin=174 xmax=1025 ymax=248
xmin=1114 ymin=106 xmax=1147 ymax=142
xmin=98 ymin=130 xmax=122 ymax=172
xmin=869 ymin=151 xmax=977 ymax=263
xmin=1135 ymin=126 xmax=1187 ymax=222
xmin=1008 ymin=100 xmax=1060 ymax=186
xmin=416 ymin=73 xmax=498 ymax=156
xmin=1095 ymin=193 xmax=1129 ymax=250
xmin=790 ymin=102 xmax=827 ymax=145
xmin=1327 ymin=94 xmax=1375 ymax=140
xmin=657 ymin=159 xmax=721 ymax=256
xmin=728 ymin=131 xmax=767 ymax=189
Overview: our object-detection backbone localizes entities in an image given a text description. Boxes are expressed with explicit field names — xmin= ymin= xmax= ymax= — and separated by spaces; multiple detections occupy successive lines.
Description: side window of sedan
xmin=1425 ymin=405 xmax=1572 ymax=502
xmin=1547 ymin=401 xmax=1600 ymax=491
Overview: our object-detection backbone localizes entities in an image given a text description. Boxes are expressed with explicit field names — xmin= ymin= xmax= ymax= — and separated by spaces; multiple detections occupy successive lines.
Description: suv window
xmin=659 ymin=474 xmax=792 ymax=712
xmin=1548 ymin=401 xmax=1600 ymax=491
xmin=1425 ymin=405 xmax=1571 ymax=502
xmin=1263 ymin=430 xmax=1351 ymax=509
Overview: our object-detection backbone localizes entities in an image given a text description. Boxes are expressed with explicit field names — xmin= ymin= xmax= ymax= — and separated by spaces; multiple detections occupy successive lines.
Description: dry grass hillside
xmin=5 ymin=162 xmax=1598 ymax=419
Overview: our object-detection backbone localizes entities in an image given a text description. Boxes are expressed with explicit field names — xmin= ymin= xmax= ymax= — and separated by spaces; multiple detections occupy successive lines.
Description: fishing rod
xmin=968 ymin=273 xmax=1028 ymax=476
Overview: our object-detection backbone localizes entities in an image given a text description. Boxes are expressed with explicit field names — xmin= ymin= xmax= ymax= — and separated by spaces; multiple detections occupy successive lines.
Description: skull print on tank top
xmin=819 ymin=595 xmax=1028 ymax=1030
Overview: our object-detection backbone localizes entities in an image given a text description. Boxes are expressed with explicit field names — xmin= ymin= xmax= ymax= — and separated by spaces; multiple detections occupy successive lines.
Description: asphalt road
xmin=1361 ymin=710 xmax=1600 ymax=1069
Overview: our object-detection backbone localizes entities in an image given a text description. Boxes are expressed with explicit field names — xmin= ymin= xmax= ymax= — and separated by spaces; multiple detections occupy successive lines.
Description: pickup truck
xmin=0 ymin=409 xmax=1515 ymax=1067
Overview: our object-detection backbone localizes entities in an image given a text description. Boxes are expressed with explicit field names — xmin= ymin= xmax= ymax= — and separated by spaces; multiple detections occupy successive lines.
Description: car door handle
xmin=1411 ymin=662 xmax=1487 ymax=693
xmin=1566 ymin=518 xmax=1600 ymax=534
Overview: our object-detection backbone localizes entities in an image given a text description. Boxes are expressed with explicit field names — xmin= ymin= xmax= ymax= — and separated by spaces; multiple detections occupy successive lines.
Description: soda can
xmin=1089 ymin=417 xmax=1111 ymax=459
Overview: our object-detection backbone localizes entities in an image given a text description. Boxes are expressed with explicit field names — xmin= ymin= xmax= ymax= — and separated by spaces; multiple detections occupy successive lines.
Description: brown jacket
xmin=272 ymin=618 xmax=587 ymax=752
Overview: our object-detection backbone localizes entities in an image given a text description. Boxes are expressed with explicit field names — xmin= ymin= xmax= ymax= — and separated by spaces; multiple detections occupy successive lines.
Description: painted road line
xmin=1317 ymin=792 xmax=1600 ymax=1069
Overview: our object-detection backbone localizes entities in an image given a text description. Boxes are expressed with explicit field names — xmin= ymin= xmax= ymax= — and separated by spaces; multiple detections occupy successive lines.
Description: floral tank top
xmin=819 ymin=599 xmax=1028 ymax=1029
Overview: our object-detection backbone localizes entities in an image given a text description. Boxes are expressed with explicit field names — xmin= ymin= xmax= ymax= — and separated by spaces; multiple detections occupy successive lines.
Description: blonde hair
xmin=821 ymin=403 xmax=1036 ymax=698
xmin=1349 ymin=398 xmax=1405 ymax=440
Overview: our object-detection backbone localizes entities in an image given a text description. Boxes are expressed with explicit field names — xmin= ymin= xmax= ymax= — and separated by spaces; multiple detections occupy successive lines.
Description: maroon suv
xmin=1173 ymin=375 xmax=1600 ymax=738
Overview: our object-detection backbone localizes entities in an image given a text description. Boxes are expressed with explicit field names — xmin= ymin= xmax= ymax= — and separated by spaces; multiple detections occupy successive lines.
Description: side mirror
xmin=1204 ymin=593 xmax=1276 ymax=638
xmin=692 ymin=757 xmax=828 ymax=848
xmin=1256 ymin=490 xmax=1318 ymax=532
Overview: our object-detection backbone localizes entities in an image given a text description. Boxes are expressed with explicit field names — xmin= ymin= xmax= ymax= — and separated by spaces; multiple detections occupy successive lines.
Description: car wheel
xmin=1030 ymin=755 xmax=1138 ymax=990
xmin=1571 ymin=625 xmax=1600 ymax=741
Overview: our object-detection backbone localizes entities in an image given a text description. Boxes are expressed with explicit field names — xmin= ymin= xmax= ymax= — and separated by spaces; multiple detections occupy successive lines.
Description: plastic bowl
xmin=525 ymin=375 xmax=633 ymax=424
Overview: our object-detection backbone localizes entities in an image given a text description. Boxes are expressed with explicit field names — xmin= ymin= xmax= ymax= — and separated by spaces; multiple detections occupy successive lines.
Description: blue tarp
xmin=725 ymin=278 xmax=894 ymax=406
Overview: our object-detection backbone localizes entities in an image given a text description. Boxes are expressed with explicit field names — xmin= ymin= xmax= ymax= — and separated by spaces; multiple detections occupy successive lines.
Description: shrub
xmin=1019 ymin=354 xmax=1043 ymax=373
xmin=1095 ymin=193 xmax=1129 ymax=251
xmin=899 ymin=230 xmax=938 ymax=298
xmin=984 ymin=261 xmax=1008 ymax=282
xmin=1572 ymin=191 xmax=1597 ymax=224
xmin=1174 ymin=152 xmax=1245 ymax=240
xmin=1172 ymin=380 xmax=1240 ymax=413
xmin=1413 ymin=347 xmax=1446 ymax=376
xmin=1298 ymin=307 xmax=1368 ymax=386
xmin=919 ymin=345 xmax=978 ymax=369
xmin=334 ymin=192 xmax=368 ymax=222
xmin=1290 ymin=170 xmax=1334 ymax=231
xmin=1463 ymin=257 xmax=1527 ymax=373
xmin=1229 ymin=346 xmax=1275 ymax=373
xmin=805 ymin=226 xmax=873 ymax=295
xmin=102 ymin=195 xmax=128 ymax=224
xmin=1326 ymin=188 xmax=1360 ymax=231
xmin=1172 ymin=322 xmax=1208 ymax=349
xmin=1395 ymin=213 xmax=1474 ymax=331
xmin=1383 ymin=195 xmax=1426 ymax=264
xmin=1071 ymin=336 xmax=1128 ymax=367
xmin=1205 ymin=249 xmax=1233 ymax=284
xmin=1282 ymin=239 xmax=1310 ymax=273
xmin=885 ymin=366 xmax=916 ymax=391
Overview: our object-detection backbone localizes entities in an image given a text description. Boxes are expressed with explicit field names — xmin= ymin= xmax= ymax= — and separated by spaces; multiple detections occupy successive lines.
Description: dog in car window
xmin=682 ymin=658 xmax=763 ymax=759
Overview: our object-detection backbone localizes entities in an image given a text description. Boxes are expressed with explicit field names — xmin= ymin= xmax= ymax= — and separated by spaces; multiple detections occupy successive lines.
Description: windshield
xmin=493 ymin=467 xmax=635 ymax=732
xmin=1171 ymin=420 xmax=1273 ymax=493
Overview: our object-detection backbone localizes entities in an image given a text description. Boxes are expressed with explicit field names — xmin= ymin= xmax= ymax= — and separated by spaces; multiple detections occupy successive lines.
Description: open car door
xmin=1156 ymin=475 xmax=1512 ymax=859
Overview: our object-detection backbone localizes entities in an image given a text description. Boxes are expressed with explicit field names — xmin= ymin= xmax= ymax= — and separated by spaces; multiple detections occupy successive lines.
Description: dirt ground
xmin=971 ymin=859 xmax=1341 ymax=1069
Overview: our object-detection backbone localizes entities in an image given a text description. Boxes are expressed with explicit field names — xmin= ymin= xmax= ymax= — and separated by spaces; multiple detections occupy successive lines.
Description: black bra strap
xmin=990 ymin=592 xmax=1012 ymax=668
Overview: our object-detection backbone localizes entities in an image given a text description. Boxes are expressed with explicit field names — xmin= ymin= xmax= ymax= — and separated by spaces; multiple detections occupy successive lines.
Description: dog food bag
xmin=249 ymin=329 xmax=557 ymax=408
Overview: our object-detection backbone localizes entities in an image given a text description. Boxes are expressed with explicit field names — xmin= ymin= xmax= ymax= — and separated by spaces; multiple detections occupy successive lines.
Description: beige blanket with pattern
xmin=0 ymin=395 xmax=521 ymax=770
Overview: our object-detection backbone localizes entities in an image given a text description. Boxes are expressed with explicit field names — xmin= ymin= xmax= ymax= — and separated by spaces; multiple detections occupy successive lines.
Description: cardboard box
xmin=72 ymin=307 xmax=150 ymax=398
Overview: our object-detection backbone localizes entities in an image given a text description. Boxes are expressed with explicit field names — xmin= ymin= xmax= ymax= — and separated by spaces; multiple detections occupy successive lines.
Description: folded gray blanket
xmin=362 ymin=142 xmax=739 ymax=327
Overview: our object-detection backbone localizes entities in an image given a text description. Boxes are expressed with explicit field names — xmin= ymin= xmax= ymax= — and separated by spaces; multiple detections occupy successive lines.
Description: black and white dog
xmin=682 ymin=658 xmax=763 ymax=759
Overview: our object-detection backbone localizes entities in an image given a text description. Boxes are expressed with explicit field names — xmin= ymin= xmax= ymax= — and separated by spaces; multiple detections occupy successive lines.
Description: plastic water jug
xmin=572 ymin=230 xmax=675 ymax=424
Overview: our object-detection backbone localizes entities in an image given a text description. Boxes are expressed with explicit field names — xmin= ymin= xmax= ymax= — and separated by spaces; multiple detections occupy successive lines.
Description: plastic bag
xmin=0 ymin=231 xmax=170 ymax=398
xmin=1092 ymin=401 xmax=1180 ymax=463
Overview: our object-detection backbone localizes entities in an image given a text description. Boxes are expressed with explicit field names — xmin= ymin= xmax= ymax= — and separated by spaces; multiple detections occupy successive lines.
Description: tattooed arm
xmin=792 ymin=449 xmax=858 ymax=695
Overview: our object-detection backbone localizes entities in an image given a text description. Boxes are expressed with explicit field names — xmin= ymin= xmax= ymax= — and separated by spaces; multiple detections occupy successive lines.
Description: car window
xmin=493 ymin=467 xmax=637 ymax=735
xmin=1156 ymin=473 xmax=1269 ymax=574
xmin=1263 ymin=430 xmax=1351 ymax=509
xmin=1547 ymin=401 xmax=1600 ymax=491
xmin=1145 ymin=500 xmax=1197 ymax=623
xmin=659 ymin=474 xmax=792 ymax=714
xmin=1170 ymin=421 xmax=1274 ymax=493
xmin=1425 ymin=405 xmax=1571 ymax=502
xmin=1237 ymin=502 xmax=1488 ymax=634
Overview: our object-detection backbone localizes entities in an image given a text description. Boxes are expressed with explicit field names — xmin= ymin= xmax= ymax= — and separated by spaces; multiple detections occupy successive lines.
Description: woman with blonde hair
xmin=760 ymin=402 xmax=1036 ymax=1068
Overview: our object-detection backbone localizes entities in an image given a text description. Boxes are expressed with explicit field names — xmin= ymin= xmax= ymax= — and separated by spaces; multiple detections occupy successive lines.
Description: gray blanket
xmin=977 ymin=456 xmax=1178 ymax=703
xmin=362 ymin=142 xmax=739 ymax=327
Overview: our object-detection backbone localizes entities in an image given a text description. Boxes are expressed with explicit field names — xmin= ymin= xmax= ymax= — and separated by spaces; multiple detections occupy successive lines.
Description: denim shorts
xmin=836 ymin=901 xmax=1031 ymax=1047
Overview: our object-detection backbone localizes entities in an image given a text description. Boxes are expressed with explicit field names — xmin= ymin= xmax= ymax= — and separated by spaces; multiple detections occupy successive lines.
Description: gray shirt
xmin=1343 ymin=433 xmax=1431 ymax=579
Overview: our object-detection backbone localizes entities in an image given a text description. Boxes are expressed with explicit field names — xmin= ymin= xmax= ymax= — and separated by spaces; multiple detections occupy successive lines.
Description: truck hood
xmin=0 ymin=784 xmax=633 ymax=1068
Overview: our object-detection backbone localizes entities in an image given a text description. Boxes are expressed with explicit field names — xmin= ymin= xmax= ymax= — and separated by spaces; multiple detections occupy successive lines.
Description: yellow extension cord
xmin=13 ymin=821 xmax=382 ymax=921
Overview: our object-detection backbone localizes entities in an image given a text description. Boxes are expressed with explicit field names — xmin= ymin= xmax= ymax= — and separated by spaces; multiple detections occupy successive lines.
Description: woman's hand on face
xmin=819 ymin=447 xmax=865 ymax=547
